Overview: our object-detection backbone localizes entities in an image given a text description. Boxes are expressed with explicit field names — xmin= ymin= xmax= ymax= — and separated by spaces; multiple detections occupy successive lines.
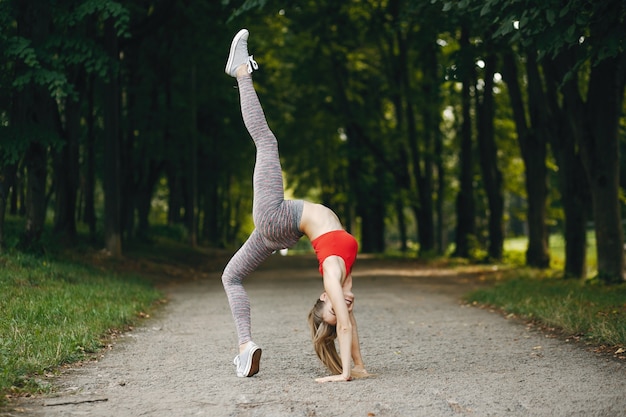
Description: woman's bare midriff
xmin=300 ymin=201 xmax=344 ymax=241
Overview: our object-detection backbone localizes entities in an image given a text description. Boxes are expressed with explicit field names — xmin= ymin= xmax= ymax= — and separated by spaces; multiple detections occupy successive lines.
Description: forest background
xmin=0 ymin=0 xmax=625 ymax=284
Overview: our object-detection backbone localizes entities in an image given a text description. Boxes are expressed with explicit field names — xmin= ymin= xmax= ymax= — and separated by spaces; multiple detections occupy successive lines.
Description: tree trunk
xmin=476 ymin=53 xmax=504 ymax=261
xmin=397 ymin=30 xmax=435 ymax=255
xmin=454 ymin=26 xmax=476 ymax=258
xmin=543 ymin=53 xmax=590 ymax=279
xmin=579 ymin=55 xmax=626 ymax=283
xmin=14 ymin=0 xmax=53 ymax=251
xmin=22 ymin=141 xmax=48 ymax=249
xmin=83 ymin=75 xmax=97 ymax=241
xmin=502 ymin=51 xmax=550 ymax=268
xmin=347 ymin=123 xmax=386 ymax=253
xmin=359 ymin=180 xmax=386 ymax=253
xmin=523 ymin=52 xmax=550 ymax=268
xmin=121 ymin=90 xmax=134 ymax=242
xmin=13 ymin=164 xmax=25 ymax=216
xmin=103 ymin=18 xmax=122 ymax=257
xmin=0 ymin=176 xmax=6 ymax=253
xmin=434 ymin=114 xmax=445 ymax=254
xmin=559 ymin=144 xmax=590 ymax=278
xmin=201 ymin=126 xmax=221 ymax=246
xmin=187 ymin=64 xmax=198 ymax=247
xmin=327 ymin=47 xmax=386 ymax=253
xmin=417 ymin=38 xmax=438 ymax=254
xmin=385 ymin=36 xmax=412 ymax=254
xmin=395 ymin=197 xmax=408 ymax=253
xmin=0 ymin=165 xmax=16 ymax=252
xmin=53 ymin=72 xmax=83 ymax=242
xmin=203 ymin=177 xmax=221 ymax=246
xmin=135 ymin=159 xmax=162 ymax=241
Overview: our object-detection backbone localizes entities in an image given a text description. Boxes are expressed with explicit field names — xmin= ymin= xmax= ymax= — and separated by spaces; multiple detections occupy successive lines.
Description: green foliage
xmin=4 ymin=37 xmax=39 ymax=67
xmin=2 ymin=0 xmax=130 ymax=101
xmin=224 ymin=0 xmax=269 ymax=23
xmin=60 ymin=0 xmax=130 ymax=38
xmin=46 ymin=35 xmax=113 ymax=79
xmin=0 ymin=251 xmax=161 ymax=399
xmin=0 ymin=0 xmax=622 ymax=270
xmin=0 ymin=125 xmax=63 ymax=165
xmin=436 ymin=0 xmax=626 ymax=64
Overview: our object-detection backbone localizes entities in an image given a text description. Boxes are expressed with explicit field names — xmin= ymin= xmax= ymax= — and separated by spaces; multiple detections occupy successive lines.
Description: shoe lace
xmin=246 ymin=55 xmax=259 ymax=73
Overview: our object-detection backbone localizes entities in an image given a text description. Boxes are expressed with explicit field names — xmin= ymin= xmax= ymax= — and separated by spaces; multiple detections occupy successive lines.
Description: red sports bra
xmin=311 ymin=230 xmax=358 ymax=276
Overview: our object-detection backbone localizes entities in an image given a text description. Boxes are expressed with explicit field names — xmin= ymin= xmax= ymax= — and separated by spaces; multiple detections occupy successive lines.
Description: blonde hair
xmin=308 ymin=298 xmax=342 ymax=374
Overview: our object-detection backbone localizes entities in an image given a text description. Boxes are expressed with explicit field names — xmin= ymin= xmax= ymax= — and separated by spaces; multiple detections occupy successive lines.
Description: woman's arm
xmin=349 ymin=311 xmax=372 ymax=378
xmin=349 ymin=312 xmax=364 ymax=367
xmin=316 ymin=257 xmax=352 ymax=382
xmin=341 ymin=273 xmax=365 ymax=372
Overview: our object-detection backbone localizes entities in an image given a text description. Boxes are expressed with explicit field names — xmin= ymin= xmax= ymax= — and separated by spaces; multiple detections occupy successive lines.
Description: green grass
xmin=466 ymin=269 xmax=626 ymax=348
xmin=470 ymin=233 xmax=625 ymax=350
xmin=0 ymin=251 xmax=162 ymax=400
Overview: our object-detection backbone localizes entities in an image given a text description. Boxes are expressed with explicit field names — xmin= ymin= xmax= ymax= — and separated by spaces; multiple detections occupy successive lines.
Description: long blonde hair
xmin=308 ymin=299 xmax=342 ymax=374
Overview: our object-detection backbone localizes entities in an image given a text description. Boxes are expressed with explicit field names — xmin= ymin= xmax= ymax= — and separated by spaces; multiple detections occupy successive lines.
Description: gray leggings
xmin=222 ymin=74 xmax=304 ymax=345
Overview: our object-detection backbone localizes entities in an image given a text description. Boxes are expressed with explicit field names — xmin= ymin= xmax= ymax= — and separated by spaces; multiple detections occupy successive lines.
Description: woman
xmin=223 ymin=29 xmax=369 ymax=382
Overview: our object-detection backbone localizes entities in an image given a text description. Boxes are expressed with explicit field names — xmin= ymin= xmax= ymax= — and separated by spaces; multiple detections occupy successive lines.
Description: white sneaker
xmin=225 ymin=29 xmax=259 ymax=77
xmin=233 ymin=341 xmax=262 ymax=377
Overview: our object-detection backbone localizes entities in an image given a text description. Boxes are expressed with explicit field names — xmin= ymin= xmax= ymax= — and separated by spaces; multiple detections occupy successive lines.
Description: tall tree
xmin=578 ymin=52 xmax=626 ymax=283
xmin=0 ymin=172 xmax=6 ymax=252
xmin=501 ymin=50 xmax=550 ymax=268
xmin=12 ymin=1 xmax=57 ymax=251
xmin=454 ymin=25 xmax=476 ymax=258
xmin=414 ymin=14 xmax=440 ymax=255
xmin=476 ymin=51 xmax=504 ymax=261
xmin=494 ymin=0 xmax=626 ymax=281
xmin=543 ymin=51 xmax=591 ymax=279
xmin=52 ymin=69 xmax=83 ymax=242
xmin=82 ymin=74 xmax=97 ymax=241
xmin=102 ymin=17 xmax=122 ymax=257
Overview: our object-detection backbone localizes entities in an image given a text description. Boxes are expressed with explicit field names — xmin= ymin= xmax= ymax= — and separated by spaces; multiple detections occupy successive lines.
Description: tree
xmin=476 ymin=51 xmax=504 ymax=261
xmin=440 ymin=0 xmax=626 ymax=281
xmin=542 ymin=51 xmax=591 ymax=279
xmin=501 ymin=50 xmax=550 ymax=268
xmin=102 ymin=17 xmax=122 ymax=257
xmin=11 ymin=1 xmax=58 ymax=251
xmin=1 ymin=0 xmax=132 ymax=254
xmin=491 ymin=0 xmax=626 ymax=282
xmin=453 ymin=24 xmax=477 ymax=258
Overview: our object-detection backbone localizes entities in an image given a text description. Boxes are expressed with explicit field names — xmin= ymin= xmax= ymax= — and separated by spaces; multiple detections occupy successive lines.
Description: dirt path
xmin=3 ymin=255 xmax=626 ymax=417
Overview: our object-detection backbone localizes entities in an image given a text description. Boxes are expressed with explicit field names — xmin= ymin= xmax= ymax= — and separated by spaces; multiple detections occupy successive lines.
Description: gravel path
xmin=3 ymin=255 xmax=625 ymax=417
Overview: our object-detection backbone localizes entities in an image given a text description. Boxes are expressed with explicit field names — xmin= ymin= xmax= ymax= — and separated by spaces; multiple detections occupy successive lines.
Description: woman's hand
xmin=351 ymin=365 xmax=373 ymax=379
xmin=315 ymin=374 xmax=352 ymax=383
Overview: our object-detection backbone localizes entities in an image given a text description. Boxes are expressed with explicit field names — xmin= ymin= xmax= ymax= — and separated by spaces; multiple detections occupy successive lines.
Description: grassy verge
xmin=470 ymin=233 xmax=626 ymax=352
xmin=0 ymin=251 xmax=162 ymax=402
xmin=465 ymin=269 xmax=626 ymax=351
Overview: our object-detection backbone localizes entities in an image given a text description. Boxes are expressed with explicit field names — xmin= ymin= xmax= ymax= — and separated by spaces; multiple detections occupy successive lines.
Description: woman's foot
xmin=233 ymin=341 xmax=262 ymax=377
xmin=225 ymin=29 xmax=258 ymax=77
